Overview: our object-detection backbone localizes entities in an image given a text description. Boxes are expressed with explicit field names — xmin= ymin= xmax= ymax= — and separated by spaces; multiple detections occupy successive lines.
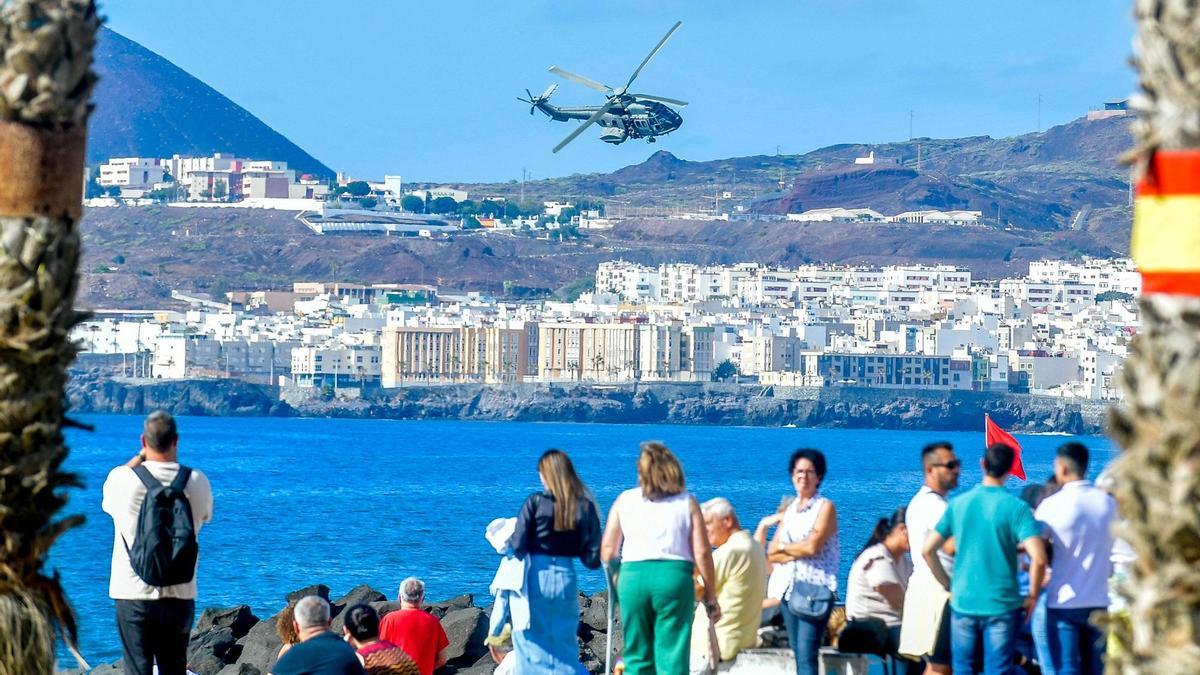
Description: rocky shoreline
xmin=78 ymin=584 xmax=618 ymax=675
xmin=67 ymin=372 xmax=1112 ymax=434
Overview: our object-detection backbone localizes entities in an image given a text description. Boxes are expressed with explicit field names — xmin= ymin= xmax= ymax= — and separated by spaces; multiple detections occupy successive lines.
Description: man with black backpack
xmin=103 ymin=410 xmax=214 ymax=675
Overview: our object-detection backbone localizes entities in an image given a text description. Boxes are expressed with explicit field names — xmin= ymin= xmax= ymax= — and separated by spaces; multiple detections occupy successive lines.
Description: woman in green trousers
xmin=601 ymin=441 xmax=720 ymax=674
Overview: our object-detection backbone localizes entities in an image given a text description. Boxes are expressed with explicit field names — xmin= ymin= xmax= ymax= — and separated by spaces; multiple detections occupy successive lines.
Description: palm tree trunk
xmin=1107 ymin=1 xmax=1200 ymax=672
xmin=0 ymin=2 xmax=98 ymax=674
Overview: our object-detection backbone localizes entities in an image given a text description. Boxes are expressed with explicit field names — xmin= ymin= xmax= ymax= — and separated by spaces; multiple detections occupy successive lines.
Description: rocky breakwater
xmin=83 ymin=584 xmax=620 ymax=675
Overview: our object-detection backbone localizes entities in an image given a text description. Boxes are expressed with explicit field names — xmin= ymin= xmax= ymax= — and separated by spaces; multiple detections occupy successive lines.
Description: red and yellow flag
xmin=1133 ymin=150 xmax=1200 ymax=295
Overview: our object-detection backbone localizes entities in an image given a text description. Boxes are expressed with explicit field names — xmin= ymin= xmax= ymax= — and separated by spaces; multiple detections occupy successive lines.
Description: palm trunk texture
xmin=1107 ymin=0 xmax=1200 ymax=673
xmin=0 ymin=1 xmax=97 ymax=674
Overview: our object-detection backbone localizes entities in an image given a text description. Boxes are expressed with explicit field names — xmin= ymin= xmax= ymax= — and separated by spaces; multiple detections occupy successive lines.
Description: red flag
xmin=985 ymin=415 xmax=1026 ymax=480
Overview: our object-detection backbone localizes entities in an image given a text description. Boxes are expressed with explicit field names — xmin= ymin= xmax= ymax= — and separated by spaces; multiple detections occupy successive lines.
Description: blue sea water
xmin=52 ymin=415 xmax=1117 ymax=666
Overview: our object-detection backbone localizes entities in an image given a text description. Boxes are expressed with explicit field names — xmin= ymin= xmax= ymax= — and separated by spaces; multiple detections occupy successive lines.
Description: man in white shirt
xmin=899 ymin=441 xmax=961 ymax=674
xmin=1035 ymin=442 xmax=1116 ymax=675
xmin=102 ymin=411 xmax=213 ymax=675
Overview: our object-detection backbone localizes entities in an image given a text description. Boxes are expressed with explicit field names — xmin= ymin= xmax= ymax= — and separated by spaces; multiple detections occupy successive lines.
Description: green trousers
xmin=618 ymin=560 xmax=696 ymax=675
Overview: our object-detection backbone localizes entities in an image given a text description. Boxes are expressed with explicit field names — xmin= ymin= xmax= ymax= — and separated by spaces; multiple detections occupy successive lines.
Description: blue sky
xmin=102 ymin=0 xmax=1136 ymax=183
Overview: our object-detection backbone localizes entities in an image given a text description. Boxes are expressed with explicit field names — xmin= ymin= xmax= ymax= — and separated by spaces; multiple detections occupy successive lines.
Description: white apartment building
xmin=291 ymin=345 xmax=382 ymax=387
xmin=1027 ymin=259 xmax=1141 ymax=296
xmin=98 ymin=157 xmax=165 ymax=188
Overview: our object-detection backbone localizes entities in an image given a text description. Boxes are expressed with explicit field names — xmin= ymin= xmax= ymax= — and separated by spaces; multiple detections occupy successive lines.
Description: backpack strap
xmin=169 ymin=466 xmax=192 ymax=493
xmin=131 ymin=464 xmax=160 ymax=490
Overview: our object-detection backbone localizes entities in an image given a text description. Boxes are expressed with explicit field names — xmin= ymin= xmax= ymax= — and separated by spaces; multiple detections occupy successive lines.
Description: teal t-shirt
xmin=934 ymin=484 xmax=1041 ymax=616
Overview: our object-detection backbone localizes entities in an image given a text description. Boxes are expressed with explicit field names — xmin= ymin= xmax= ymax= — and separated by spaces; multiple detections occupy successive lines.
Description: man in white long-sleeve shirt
xmin=102 ymin=411 xmax=213 ymax=675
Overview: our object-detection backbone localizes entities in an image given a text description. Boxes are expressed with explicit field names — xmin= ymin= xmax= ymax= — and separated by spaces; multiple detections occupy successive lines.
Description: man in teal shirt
xmin=923 ymin=443 xmax=1047 ymax=675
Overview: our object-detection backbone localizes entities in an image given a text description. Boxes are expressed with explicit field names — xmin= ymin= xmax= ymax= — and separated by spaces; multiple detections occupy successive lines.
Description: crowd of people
xmin=102 ymin=411 xmax=1122 ymax=675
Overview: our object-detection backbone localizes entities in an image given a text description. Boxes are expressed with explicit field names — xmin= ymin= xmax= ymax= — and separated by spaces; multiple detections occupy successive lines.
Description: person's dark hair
xmin=921 ymin=441 xmax=953 ymax=468
xmin=858 ymin=506 xmax=906 ymax=558
xmin=1056 ymin=442 xmax=1089 ymax=478
xmin=143 ymin=410 xmax=178 ymax=451
xmin=789 ymin=448 xmax=827 ymax=484
xmin=1021 ymin=475 xmax=1061 ymax=509
xmin=984 ymin=443 xmax=1015 ymax=478
xmin=343 ymin=603 xmax=380 ymax=642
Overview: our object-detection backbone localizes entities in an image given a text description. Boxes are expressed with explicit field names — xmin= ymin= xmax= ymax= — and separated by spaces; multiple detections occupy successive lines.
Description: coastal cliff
xmin=67 ymin=373 xmax=1110 ymax=434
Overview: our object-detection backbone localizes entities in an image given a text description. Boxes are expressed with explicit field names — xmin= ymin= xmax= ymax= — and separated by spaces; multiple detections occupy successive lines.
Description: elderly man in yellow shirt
xmin=690 ymin=497 xmax=768 ymax=672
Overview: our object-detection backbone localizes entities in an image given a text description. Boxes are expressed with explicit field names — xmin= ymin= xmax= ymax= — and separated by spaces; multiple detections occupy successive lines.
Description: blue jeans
xmin=1046 ymin=607 xmax=1105 ymax=675
xmin=781 ymin=603 xmax=832 ymax=675
xmin=950 ymin=609 xmax=1019 ymax=675
xmin=1031 ymin=594 xmax=1054 ymax=674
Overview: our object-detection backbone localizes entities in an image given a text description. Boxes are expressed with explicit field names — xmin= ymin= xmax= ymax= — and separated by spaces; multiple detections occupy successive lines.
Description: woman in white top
xmin=843 ymin=507 xmax=922 ymax=674
xmin=764 ymin=448 xmax=840 ymax=675
xmin=601 ymin=441 xmax=720 ymax=675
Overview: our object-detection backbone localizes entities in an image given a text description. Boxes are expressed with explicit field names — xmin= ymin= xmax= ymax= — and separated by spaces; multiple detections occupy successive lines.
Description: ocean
xmin=52 ymin=415 xmax=1117 ymax=666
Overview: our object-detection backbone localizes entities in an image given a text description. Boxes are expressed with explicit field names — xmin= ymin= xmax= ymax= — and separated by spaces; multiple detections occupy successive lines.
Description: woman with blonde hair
xmin=601 ymin=441 xmax=720 ymax=675
xmin=508 ymin=449 xmax=602 ymax=674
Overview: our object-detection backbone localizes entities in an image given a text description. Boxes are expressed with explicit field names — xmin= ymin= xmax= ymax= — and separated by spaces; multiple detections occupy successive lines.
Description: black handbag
xmin=838 ymin=617 xmax=891 ymax=655
xmin=787 ymin=579 xmax=834 ymax=619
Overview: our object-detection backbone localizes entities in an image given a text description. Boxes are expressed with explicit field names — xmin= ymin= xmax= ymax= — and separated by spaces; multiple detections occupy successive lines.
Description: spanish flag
xmin=1133 ymin=150 xmax=1200 ymax=295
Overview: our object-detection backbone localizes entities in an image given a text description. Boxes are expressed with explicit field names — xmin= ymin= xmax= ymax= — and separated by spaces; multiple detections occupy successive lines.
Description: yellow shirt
xmin=691 ymin=529 xmax=768 ymax=662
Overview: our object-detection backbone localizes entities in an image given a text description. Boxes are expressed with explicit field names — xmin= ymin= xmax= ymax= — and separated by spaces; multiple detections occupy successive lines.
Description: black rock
xmin=445 ymin=653 xmax=498 ymax=674
xmin=427 ymin=594 xmax=474 ymax=619
xmin=187 ymin=626 xmax=238 ymax=675
xmin=441 ymin=607 xmax=488 ymax=664
xmin=370 ymin=600 xmax=404 ymax=618
xmin=285 ymin=584 xmax=331 ymax=604
xmin=330 ymin=584 xmax=389 ymax=633
xmin=196 ymin=605 xmax=259 ymax=640
xmin=234 ymin=612 xmax=284 ymax=674
xmin=333 ymin=584 xmax=388 ymax=608
xmin=217 ymin=663 xmax=263 ymax=675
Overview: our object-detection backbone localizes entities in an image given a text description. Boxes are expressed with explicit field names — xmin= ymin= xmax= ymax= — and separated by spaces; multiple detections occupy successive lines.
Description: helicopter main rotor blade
xmin=553 ymin=100 xmax=616 ymax=154
xmin=548 ymin=66 xmax=612 ymax=94
xmin=622 ymin=20 xmax=682 ymax=93
xmin=632 ymin=93 xmax=688 ymax=107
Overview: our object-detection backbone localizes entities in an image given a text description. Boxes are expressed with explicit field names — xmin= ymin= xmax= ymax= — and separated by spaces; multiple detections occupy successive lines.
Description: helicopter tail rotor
xmin=518 ymin=84 xmax=559 ymax=115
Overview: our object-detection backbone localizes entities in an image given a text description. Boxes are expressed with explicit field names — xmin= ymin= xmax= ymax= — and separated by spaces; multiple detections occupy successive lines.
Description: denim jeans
xmin=1046 ymin=607 xmax=1106 ymax=675
xmin=1031 ymin=594 xmax=1054 ymax=674
xmin=781 ymin=602 xmax=832 ymax=675
xmin=950 ymin=609 xmax=1019 ymax=675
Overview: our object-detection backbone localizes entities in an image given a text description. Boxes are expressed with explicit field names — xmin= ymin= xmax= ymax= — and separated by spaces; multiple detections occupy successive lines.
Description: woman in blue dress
xmin=509 ymin=449 xmax=602 ymax=674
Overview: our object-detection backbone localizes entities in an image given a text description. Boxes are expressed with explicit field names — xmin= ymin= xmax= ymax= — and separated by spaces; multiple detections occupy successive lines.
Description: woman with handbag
xmin=601 ymin=441 xmax=721 ymax=675
xmin=508 ymin=449 xmax=603 ymax=674
xmin=767 ymin=448 xmax=840 ymax=675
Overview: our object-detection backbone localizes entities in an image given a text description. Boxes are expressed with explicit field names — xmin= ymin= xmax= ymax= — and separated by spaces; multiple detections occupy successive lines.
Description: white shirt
xmin=846 ymin=543 xmax=912 ymax=627
xmin=616 ymin=487 xmax=694 ymax=563
xmin=1035 ymin=480 xmax=1116 ymax=609
xmin=906 ymin=486 xmax=953 ymax=580
xmin=773 ymin=494 xmax=839 ymax=597
xmin=102 ymin=461 xmax=213 ymax=600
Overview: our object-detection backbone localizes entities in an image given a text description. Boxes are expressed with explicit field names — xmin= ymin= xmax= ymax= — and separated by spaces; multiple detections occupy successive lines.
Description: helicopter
xmin=520 ymin=21 xmax=687 ymax=153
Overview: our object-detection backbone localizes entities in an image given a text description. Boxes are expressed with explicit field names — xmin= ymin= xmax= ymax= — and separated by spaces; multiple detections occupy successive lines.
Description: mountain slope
xmin=89 ymin=28 xmax=332 ymax=176
xmin=460 ymin=115 xmax=1132 ymax=232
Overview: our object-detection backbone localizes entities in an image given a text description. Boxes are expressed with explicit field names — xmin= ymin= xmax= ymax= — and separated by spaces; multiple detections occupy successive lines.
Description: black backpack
xmin=122 ymin=464 xmax=199 ymax=587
